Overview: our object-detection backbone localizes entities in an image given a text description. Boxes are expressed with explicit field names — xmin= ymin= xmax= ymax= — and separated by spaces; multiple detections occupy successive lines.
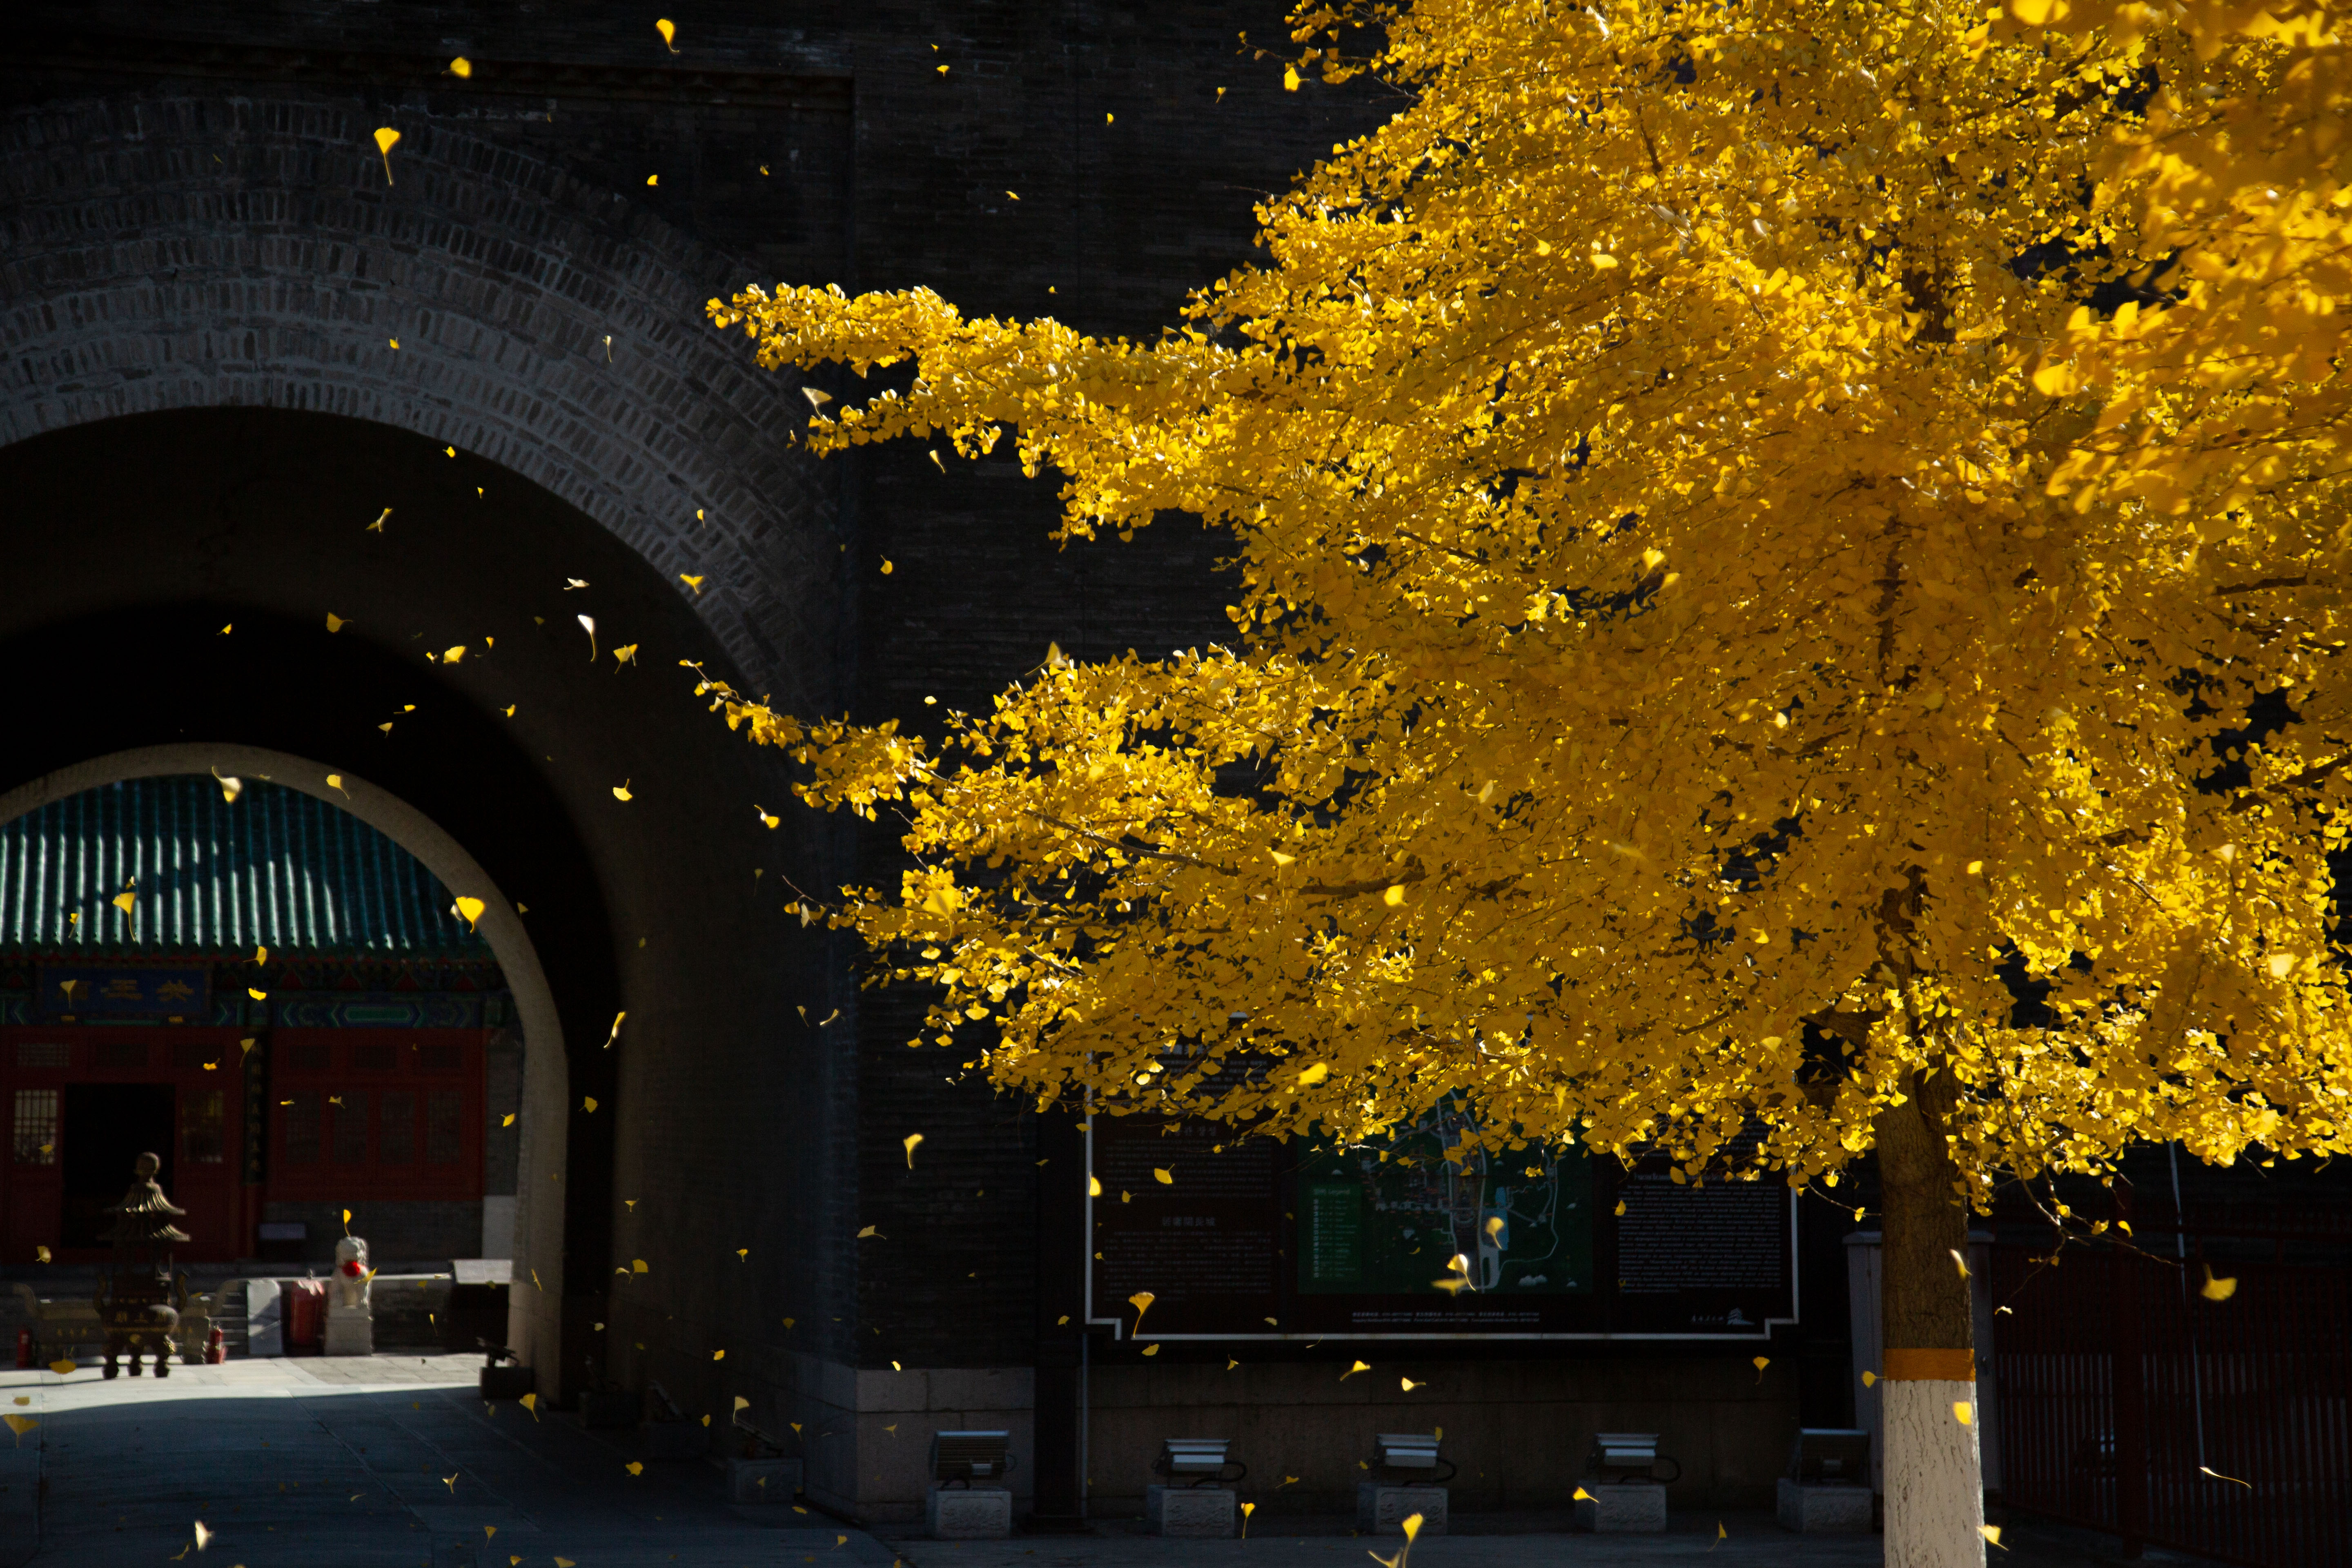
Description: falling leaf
xmin=1616 ymin=1200 xmax=1628 ymax=1216
xmin=614 ymin=644 xmax=638 ymax=666
xmin=681 ymin=574 xmax=704 ymax=593
xmin=325 ymin=612 xmax=347 ymax=633
xmin=613 ymin=782 xmax=633 ymax=802
xmin=379 ymin=723 xmax=392 ymax=735
xmin=713 ymin=1349 xmax=725 ymax=1360
xmin=504 ymin=705 xmax=516 ymax=718
xmin=454 ymin=896 xmax=486 ymax=930
xmin=1574 ymin=1487 xmax=1594 ymax=1502
xmin=389 ymin=339 xmax=400 ymax=350
xmin=756 ymin=806 xmax=781 ymax=829
xmin=214 ymin=771 xmax=243 ymax=803
xmin=656 ymin=17 xmax=677 ymax=49
xmin=582 ymin=1096 xmax=598 ymax=1113
xmin=927 ymin=450 xmax=945 ymax=472
xmin=1088 ymin=1175 xmax=1103 ymax=1196
xmin=2201 ymin=1267 xmax=2238 ymax=1301
xmin=1982 ymin=1526 xmax=2007 ymax=1549
xmin=1753 ymin=1355 xmax=1770 ymax=1382
xmin=1861 ymin=1370 xmax=1877 ymax=1388
xmin=577 ymin=614 xmax=597 ymax=659
xmin=1153 ymin=1167 xmax=1174 ymax=1185
xmin=858 ymin=1225 xmax=879 ymax=1238
xmin=1953 ymin=1401 xmax=1973 ymax=1425
xmin=501 ymin=1113 xmax=516 ymax=1127
xmin=112 ymin=889 xmax=137 ymax=918
xmin=47 ymin=1359 xmax=73 ymax=1375
xmin=1129 ymin=1291 xmax=1156 ymax=1332
xmin=606 ymin=1011 xmax=626 ymax=1048
xmin=249 ymin=988 xmax=267 ymax=1002
xmin=372 ymin=127 xmax=399 ymax=183
xmin=646 ymin=173 xmax=659 ymax=186
xmin=1950 ymin=1248 xmax=1972 ymax=1279
xmin=1713 ymin=1521 xmax=1727 ymax=1547
xmin=442 ymin=645 xmax=467 ymax=665
xmin=1400 ymin=1376 xmax=1422 ymax=1391
xmin=325 ymin=774 xmax=346 ymax=794
xmin=625 ymin=1461 xmax=644 ymax=1476
xmin=449 ymin=56 xmax=472 ymax=77
xmin=194 ymin=1521 xmax=212 ymax=1550
xmin=1105 ymin=111 xmax=1115 ymax=122
xmin=1340 ymin=1360 xmax=1373 ymax=1381
xmin=903 ymin=1132 xmax=924 ymax=1167
xmin=2 ymin=1415 xmax=36 ymax=1440
xmin=367 ymin=508 xmax=389 ymax=532
xmin=1283 ymin=65 xmax=1301 ymax=90
xmin=2198 ymin=1465 xmax=2252 ymax=1488
xmin=880 ymin=559 xmax=894 ymax=574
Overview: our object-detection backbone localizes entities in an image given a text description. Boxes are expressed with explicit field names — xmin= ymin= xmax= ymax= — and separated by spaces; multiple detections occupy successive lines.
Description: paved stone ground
xmin=0 ymin=1355 xmax=2215 ymax=1568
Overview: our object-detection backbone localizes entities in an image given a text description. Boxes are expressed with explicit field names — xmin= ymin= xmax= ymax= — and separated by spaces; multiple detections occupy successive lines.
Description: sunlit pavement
xmin=0 ymin=1355 xmax=2213 ymax=1568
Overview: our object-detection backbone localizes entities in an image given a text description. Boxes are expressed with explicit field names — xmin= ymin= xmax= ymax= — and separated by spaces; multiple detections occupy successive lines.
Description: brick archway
xmin=0 ymin=92 xmax=830 ymax=706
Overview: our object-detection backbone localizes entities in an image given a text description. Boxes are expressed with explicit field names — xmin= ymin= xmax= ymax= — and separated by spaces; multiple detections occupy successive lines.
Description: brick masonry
xmin=0 ymin=0 xmax=1866 ymax=1525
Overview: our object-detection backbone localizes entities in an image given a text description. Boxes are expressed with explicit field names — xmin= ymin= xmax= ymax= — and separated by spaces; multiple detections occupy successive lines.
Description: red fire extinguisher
xmin=205 ymin=1327 xmax=226 ymax=1365
xmin=14 ymin=1327 xmax=31 ymax=1369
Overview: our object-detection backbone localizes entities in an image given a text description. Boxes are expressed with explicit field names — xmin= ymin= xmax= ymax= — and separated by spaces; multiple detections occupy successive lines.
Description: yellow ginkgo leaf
xmin=1295 ymin=1062 xmax=1330 ymax=1087
xmin=681 ymin=574 xmax=704 ymax=593
xmin=367 ymin=508 xmax=389 ymax=531
xmin=454 ymin=896 xmax=486 ymax=930
xmin=1153 ymin=1167 xmax=1174 ymax=1185
xmin=112 ymin=891 xmax=136 ymax=917
xmin=1087 ymin=1174 xmax=1103 ymax=1196
xmin=858 ymin=1224 xmax=879 ymax=1238
xmin=372 ymin=127 xmax=399 ymax=183
xmin=325 ymin=612 xmax=347 ymax=632
xmin=214 ymin=771 xmax=243 ymax=803
xmin=501 ymin=1113 xmax=515 ymax=1127
xmin=713 ymin=1348 xmax=725 ymax=1360
xmin=443 ymin=646 xmax=467 ymax=665
xmin=625 ymin=1461 xmax=643 ymax=1476
xmin=656 ymin=18 xmax=677 ymax=49
xmin=612 ymin=782 xmax=633 ymax=802
xmin=605 ymin=1011 xmax=626 ymax=1048
xmin=449 ymin=56 xmax=472 ymax=77
xmin=904 ymin=1132 xmax=924 ymax=1167
xmin=1340 ymin=1360 xmax=1372 ymax=1380
xmin=1283 ymin=65 xmax=1301 ymax=90
xmin=1400 ymin=1376 xmax=1422 ymax=1391
xmin=1861 ymin=1370 xmax=1877 ymax=1388
xmin=582 ymin=1096 xmax=598 ymax=1113
xmin=249 ymin=988 xmax=267 ymax=1001
xmin=577 ymin=614 xmax=597 ymax=659
xmin=614 ymin=644 xmax=639 ymax=666
xmin=1129 ymin=1290 xmax=1156 ymax=1331
xmin=632 ymin=1258 xmax=648 ymax=1273
xmin=326 ymin=773 xmax=345 ymax=793
xmin=2 ymin=1414 xmax=37 ymax=1438
xmin=1953 ymin=1401 xmax=1973 ymax=1425
xmin=47 ymin=1359 xmax=74 ymax=1375
xmin=1574 ymin=1486 xmax=1593 ymax=1501
xmin=2201 ymin=1267 xmax=2238 ymax=1301
xmin=880 ymin=559 xmax=894 ymax=574
xmin=1982 ymin=1526 xmax=2005 ymax=1549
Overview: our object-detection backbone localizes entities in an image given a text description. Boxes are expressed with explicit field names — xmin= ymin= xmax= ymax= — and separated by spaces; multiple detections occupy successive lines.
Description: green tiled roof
xmin=0 ymin=776 xmax=491 ymax=957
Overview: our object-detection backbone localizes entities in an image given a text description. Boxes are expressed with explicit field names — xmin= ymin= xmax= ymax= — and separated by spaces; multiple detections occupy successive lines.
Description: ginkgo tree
xmin=700 ymin=1 xmax=2352 ymax=1561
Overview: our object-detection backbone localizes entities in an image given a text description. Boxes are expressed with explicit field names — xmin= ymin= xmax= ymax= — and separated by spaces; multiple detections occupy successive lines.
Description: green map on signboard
xmin=1296 ymin=1117 xmax=1594 ymax=1296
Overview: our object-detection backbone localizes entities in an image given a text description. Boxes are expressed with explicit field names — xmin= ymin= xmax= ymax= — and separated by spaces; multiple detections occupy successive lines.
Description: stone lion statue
xmin=332 ymin=1235 xmax=372 ymax=1310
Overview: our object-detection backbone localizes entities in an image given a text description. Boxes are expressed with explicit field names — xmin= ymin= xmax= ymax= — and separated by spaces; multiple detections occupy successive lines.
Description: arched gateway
xmin=0 ymin=9 xmax=1859 ymax=1530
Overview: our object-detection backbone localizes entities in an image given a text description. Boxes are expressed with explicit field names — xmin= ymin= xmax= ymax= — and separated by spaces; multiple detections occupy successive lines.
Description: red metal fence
xmin=1991 ymin=1216 xmax=2352 ymax=1568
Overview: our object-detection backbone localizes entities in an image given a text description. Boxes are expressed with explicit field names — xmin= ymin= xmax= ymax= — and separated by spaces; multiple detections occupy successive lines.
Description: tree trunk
xmin=1878 ymin=1071 xmax=1984 ymax=1568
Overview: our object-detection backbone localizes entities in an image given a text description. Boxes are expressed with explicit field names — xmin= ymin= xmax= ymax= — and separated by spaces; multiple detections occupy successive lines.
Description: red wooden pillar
xmin=2110 ymin=1187 xmax=2146 ymax=1557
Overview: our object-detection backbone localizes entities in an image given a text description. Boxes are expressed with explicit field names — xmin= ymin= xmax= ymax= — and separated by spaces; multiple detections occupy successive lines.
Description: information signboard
xmin=1087 ymin=1111 xmax=1795 ymax=1341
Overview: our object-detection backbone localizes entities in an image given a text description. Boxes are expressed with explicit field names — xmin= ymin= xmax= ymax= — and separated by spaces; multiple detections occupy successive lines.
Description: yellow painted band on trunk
xmin=1883 ymin=1347 xmax=1975 ymax=1381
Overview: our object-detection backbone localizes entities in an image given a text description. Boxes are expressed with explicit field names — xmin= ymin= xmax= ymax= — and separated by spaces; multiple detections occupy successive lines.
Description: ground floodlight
xmin=1156 ymin=1437 xmax=1243 ymax=1487
xmin=1372 ymin=1433 xmax=1456 ymax=1483
xmin=1788 ymin=1428 xmax=1871 ymax=1484
xmin=930 ymin=1430 xmax=1013 ymax=1485
xmin=1589 ymin=1432 xmax=1676 ymax=1484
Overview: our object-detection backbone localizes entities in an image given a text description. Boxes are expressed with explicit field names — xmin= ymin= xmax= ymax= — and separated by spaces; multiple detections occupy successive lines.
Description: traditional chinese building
xmin=0 ymin=775 xmax=521 ymax=1265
